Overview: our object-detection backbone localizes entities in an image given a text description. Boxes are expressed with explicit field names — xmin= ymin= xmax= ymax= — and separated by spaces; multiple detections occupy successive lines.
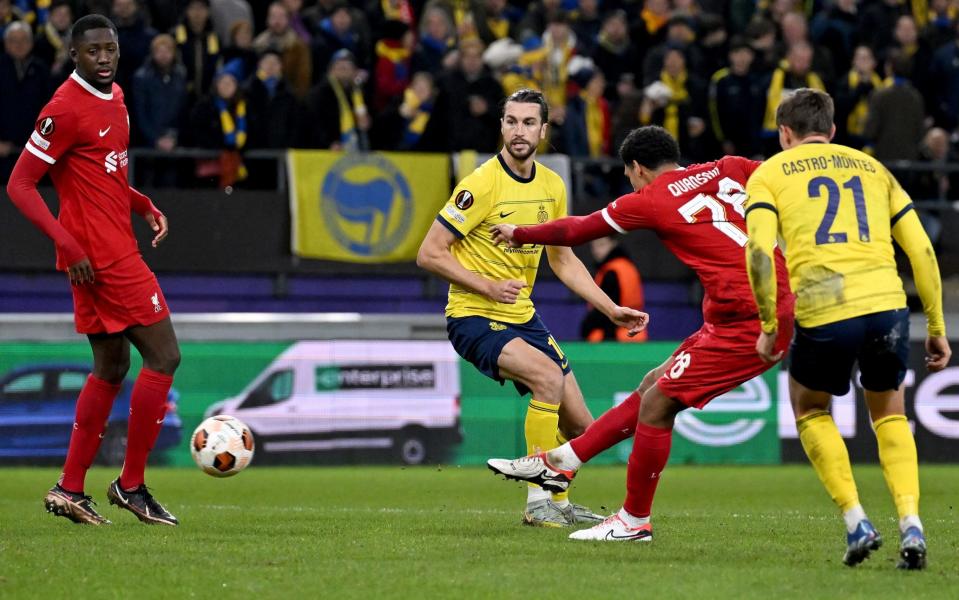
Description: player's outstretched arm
xmin=417 ymin=220 xmax=526 ymax=304
xmin=545 ymin=245 xmax=649 ymax=336
xmin=744 ymin=194 xmax=781 ymax=362
xmin=6 ymin=149 xmax=93 ymax=284
xmin=891 ymin=205 xmax=951 ymax=370
xmin=129 ymin=186 xmax=168 ymax=247
xmin=507 ymin=210 xmax=615 ymax=247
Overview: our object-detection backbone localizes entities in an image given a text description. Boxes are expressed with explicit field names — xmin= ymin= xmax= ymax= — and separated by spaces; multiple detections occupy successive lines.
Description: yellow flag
xmin=288 ymin=150 xmax=449 ymax=262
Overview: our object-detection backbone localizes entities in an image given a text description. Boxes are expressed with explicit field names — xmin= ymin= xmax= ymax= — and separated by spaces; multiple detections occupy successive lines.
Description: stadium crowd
xmin=2 ymin=0 xmax=959 ymax=194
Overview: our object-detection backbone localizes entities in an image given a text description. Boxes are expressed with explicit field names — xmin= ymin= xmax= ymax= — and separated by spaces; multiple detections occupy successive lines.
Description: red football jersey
xmin=602 ymin=156 xmax=791 ymax=323
xmin=25 ymin=72 xmax=136 ymax=271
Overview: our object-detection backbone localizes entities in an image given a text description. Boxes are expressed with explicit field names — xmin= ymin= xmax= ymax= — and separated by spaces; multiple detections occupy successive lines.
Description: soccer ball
xmin=190 ymin=415 xmax=255 ymax=477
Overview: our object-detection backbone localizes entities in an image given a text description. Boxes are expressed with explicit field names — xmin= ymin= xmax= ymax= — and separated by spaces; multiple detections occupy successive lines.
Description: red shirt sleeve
xmin=512 ymin=210 xmax=615 ymax=246
xmin=25 ymin=100 xmax=79 ymax=165
xmin=129 ymin=186 xmax=163 ymax=219
xmin=6 ymin=150 xmax=85 ymax=265
xmin=722 ymin=155 xmax=763 ymax=180
xmin=602 ymin=190 xmax=656 ymax=232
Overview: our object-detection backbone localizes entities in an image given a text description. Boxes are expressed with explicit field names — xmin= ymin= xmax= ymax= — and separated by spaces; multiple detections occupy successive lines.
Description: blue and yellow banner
xmin=288 ymin=150 xmax=449 ymax=262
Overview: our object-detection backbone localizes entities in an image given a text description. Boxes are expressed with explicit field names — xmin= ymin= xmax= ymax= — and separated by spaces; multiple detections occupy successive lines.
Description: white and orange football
xmin=190 ymin=416 xmax=255 ymax=477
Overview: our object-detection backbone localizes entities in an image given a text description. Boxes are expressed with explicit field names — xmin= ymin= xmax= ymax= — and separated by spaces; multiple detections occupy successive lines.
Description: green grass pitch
xmin=1 ymin=465 xmax=957 ymax=599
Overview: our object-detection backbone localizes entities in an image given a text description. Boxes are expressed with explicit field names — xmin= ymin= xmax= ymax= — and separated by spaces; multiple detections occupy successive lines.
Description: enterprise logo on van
xmin=315 ymin=364 xmax=436 ymax=391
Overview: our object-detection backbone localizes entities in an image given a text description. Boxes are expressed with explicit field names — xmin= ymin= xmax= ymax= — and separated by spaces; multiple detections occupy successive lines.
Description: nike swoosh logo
xmin=155 ymin=419 xmax=165 ymax=425
xmin=499 ymin=211 xmax=516 ymax=219
xmin=605 ymin=529 xmax=646 ymax=540
xmin=99 ymin=127 xmax=110 ymax=137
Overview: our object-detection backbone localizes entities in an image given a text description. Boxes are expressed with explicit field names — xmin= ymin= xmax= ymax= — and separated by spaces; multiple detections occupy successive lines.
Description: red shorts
xmin=71 ymin=253 xmax=170 ymax=335
xmin=657 ymin=309 xmax=794 ymax=409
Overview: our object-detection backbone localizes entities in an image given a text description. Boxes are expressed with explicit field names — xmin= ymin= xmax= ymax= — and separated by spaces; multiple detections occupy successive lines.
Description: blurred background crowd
xmin=3 ymin=0 xmax=959 ymax=198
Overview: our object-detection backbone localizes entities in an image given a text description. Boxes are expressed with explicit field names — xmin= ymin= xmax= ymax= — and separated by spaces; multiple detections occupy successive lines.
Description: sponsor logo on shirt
xmin=104 ymin=149 xmax=128 ymax=174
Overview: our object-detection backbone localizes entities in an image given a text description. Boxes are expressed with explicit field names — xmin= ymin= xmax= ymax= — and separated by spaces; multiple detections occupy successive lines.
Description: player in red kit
xmin=487 ymin=126 xmax=795 ymax=541
xmin=5 ymin=15 xmax=181 ymax=526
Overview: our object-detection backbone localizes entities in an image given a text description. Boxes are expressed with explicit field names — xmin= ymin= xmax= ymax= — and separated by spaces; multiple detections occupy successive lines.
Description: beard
xmin=505 ymin=139 xmax=537 ymax=161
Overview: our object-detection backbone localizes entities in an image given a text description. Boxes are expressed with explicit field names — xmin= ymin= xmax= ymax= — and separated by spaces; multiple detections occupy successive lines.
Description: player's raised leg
xmin=791 ymin=376 xmax=880 ymax=566
xmin=488 ymin=361 xmax=668 ymax=497
xmin=866 ymin=387 xmax=925 ymax=570
xmin=106 ymin=316 xmax=181 ymax=525
xmin=44 ymin=334 xmax=129 ymax=525
xmin=569 ymin=383 xmax=682 ymax=542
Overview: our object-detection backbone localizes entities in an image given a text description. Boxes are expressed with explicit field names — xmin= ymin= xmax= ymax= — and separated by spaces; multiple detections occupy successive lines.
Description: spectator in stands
xmin=745 ymin=18 xmax=779 ymax=75
xmin=374 ymin=70 xmax=450 ymax=151
xmin=112 ymin=0 xmax=156 ymax=93
xmin=364 ymin=0 xmax=414 ymax=35
xmin=860 ymin=0 xmax=911 ymax=53
xmin=892 ymin=15 xmax=932 ymax=105
xmin=912 ymin=127 xmax=959 ymax=205
xmin=924 ymin=0 xmax=956 ymax=49
xmin=132 ymin=32 xmax=186 ymax=150
xmin=540 ymin=14 xmax=577 ymax=126
xmin=439 ymin=37 xmax=503 ymax=152
xmin=312 ymin=1 xmax=366 ymax=77
xmin=580 ymin=236 xmax=647 ymax=343
xmin=413 ymin=3 xmax=456 ymax=76
xmin=630 ymin=0 xmax=671 ymax=57
xmin=835 ymin=45 xmax=881 ymax=150
xmin=779 ymin=11 xmax=835 ymax=91
xmin=760 ymin=41 xmax=825 ymax=155
xmin=518 ymin=0 xmax=561 ymax=41
xmin=695 ymin=13 xmax=729 ymax=87
xmin=865 ymin=50 xmax=925 ymax=161
xmin=563 ymin=57 xmax=610 ymax=158
xmin=810 ymin=0 xmax=860 ymax=74
xmin=219 ymin=19 xmax=257 ymax=81
xmin=0 ymin=21 xmax=50 ymax=180
xmin=591 ymin=10 xmax=641 ymax=104
xmin=189 ymin=64 xmax=248 ymax=187
xmin=175 ymin=0 xmax=220 ymax=102
xmin=209 ymin=0 xmax=252 ymax=46
xmin=372 ymin=19 xmax=413 ymax=114
xmin=708 ymin=36 xmax=761 ymax=157
xmin=33 ymin=0 xmax=71 ymax=84
xmin=640 ymin=46 xmax=709 ymax=161
xmin=930 ymin=18 xmax=959 ymax=128
xmin=254 ymin=1 xmax=312 ymax=98
xmin=0 ymin=0 xmax=25 ymax=39
xmin=570 ymin=0 xmax=602 ymax=54
xmin=642 ymin=14 xmax=703 ymax=85
xmin=302 ymin=48 xmax=370 ymax=150
xmin=244 ymin=49 xmax=300 ymax=149
xmin=282 ymin=0 xmax=311 ymax=45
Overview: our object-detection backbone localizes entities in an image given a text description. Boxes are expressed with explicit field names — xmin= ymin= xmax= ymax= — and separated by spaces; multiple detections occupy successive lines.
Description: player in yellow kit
xmin=745 ymin=89 xmax=952 ymax=569
xmin=417 ymin=89 xmax=647 ymax=526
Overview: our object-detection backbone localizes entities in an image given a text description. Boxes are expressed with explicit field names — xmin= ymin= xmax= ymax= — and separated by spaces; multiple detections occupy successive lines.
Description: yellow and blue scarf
xmin=329 ymin=74 xmax=367 ymax=151
xmin=400 ymin=87 xmax=433 ymax=149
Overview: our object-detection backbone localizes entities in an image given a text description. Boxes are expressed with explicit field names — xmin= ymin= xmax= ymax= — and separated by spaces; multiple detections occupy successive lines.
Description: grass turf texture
xmin=1 ymin=465 xmax=957 ymax=599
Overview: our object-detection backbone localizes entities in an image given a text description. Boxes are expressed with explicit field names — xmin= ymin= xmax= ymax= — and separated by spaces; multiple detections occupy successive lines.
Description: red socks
xmin=119 ymin=368 xmax=173 ymax=490
xmin=60 ymin=375 xmax=122 ymax=492
xmin=570 ymin=391 xmax=641 ymax=462
xmin=623 ymin=422 xmax=673 ymax=518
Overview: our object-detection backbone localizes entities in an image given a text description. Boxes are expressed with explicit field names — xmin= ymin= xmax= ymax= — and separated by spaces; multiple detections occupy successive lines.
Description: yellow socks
xmin=525 ymin=398 xmax=559 ymax=503
xmin=874 ymin=415 xmax=920 ymax=522
xmin=797 ymin=411 xmax=860 ymax=512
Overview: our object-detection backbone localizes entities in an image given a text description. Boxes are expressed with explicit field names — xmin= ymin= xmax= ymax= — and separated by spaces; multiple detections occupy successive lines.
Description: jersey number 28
xmin=677 ymin=177 xmax=749 ymax=247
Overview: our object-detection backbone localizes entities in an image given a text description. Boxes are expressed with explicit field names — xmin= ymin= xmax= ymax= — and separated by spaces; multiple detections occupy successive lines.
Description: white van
xmin=205 ymin=340 xmax=462 ymax=465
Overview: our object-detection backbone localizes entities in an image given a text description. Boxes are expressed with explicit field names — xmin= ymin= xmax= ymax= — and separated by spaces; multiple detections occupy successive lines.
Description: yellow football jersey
xmin=746 ymin=142 xmax=911 ymax=327
xmin=436 ymin=154 xmax=568 ymax=323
